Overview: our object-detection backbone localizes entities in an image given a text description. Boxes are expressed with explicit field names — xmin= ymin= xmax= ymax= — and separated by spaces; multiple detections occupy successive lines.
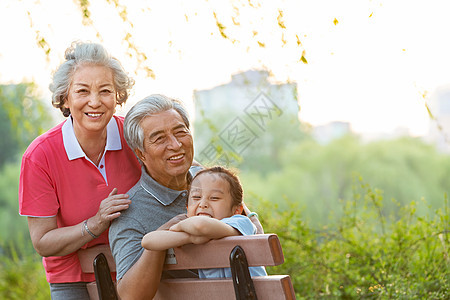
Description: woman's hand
xmin=89 ymin=188 xmax=131 ymax=236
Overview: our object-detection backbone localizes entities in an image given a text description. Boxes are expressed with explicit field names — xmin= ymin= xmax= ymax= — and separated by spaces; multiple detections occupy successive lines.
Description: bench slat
xmin=155 ymin=275 xmax=295 ymax=300
xmin=164 ymin=234 xmax=284 ymax=270
xmin=78 ymin=244 xmax=115 ymax=273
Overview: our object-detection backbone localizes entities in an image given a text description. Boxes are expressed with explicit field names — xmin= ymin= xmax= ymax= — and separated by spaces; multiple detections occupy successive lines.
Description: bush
xmin=250 ymin=177 xmax=450 ymax=299
xmin=0 ymin=235 xmax=50 ymax=299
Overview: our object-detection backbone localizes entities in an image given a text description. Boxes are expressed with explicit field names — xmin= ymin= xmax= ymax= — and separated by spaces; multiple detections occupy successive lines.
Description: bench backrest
xmin=78 ymin=233 xmax=296 ymax=300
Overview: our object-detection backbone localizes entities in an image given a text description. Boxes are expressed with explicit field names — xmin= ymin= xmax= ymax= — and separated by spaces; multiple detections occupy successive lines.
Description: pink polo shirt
xmin=19 ymin=115 xmax=141 ymax=283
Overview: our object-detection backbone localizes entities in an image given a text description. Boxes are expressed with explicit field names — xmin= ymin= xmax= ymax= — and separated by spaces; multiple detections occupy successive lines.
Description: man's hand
xmin=242 ymin=203 xmax=264 ymax=234
xmin=157 ymin=214 xmax=188 ymax=231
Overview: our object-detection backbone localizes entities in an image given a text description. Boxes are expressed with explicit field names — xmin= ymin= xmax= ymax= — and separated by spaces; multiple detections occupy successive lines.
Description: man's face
xmin=136 ymin=109 xmax=194 ymax=190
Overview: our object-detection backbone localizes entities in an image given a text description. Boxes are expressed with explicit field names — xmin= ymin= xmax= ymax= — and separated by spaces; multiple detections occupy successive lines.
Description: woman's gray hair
xmin=124 ymin=94 xmax=190 ymax=158
xmin=49 ymin=41 xmax=135 ymax=117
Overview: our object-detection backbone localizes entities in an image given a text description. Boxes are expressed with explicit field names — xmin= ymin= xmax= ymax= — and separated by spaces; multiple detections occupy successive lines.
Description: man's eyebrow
xmin=148 ymin=124 xmax=187 ymax=140
xmin=148 ymin=130 xmax=164 ymax=140
xmin=173 ymin=124 xmax=187 ymax=131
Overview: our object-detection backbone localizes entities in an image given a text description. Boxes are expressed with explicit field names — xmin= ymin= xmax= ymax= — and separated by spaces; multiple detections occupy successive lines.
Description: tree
xmin=241 ymin=134 xmax=450 ymax=227
xmin=0 ymin=83 xmax=52 ymax=168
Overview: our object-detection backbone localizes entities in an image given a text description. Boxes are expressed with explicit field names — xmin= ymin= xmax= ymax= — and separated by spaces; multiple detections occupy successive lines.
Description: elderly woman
xmin=109 ymin=94 xmax=261 ymax=299
xmin=19 ymin=41 xmax=141 ymax=299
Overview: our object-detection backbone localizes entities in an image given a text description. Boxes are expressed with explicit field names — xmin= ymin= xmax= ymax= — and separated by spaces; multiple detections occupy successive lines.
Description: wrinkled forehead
xmin=141 ymin=109 xmax=187 ymax=133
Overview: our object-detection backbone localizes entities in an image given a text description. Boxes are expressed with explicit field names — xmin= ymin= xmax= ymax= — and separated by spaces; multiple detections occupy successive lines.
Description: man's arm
xmin=116 ymin=249 xmax=166 ymax=300
xmin=110 ymin=216 xmax=166 ymax=300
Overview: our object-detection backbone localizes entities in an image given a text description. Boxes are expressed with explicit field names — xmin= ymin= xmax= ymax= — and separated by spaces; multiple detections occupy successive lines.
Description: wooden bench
xmin=78 ymin=233 xmax=296 ymax=299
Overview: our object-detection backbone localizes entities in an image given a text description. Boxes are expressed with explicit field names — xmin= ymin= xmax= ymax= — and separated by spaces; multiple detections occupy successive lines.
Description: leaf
xmin=213 ymin=12 xmax=229 ymax=40
xmin=296 ymin=34 xmax=302 ymax=47
xmin=369 ymin=12 xmax=373 ymax=18
xmin=300 ymin=50 xmax=308 ymax=64
xmin=277 ymin=10 xmax=286 ymax=29
xmin=333 ymin=18 xmax=339 ymax=26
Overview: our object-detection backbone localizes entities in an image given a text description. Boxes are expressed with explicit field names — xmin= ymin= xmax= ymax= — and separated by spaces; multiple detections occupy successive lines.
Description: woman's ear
xmin=233 ymin=204 xmax=244 ymax=215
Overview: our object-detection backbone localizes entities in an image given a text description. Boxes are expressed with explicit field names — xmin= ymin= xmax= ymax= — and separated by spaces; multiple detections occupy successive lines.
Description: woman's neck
xmin=74 ymin=128 xmax=107 ymax=166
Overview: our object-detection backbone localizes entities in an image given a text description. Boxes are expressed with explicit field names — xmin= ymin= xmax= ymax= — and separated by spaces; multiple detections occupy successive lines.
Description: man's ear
xmin=233 ymin=204 xmax=244 ymax=215
xmin=135 ymin=148 xmax=145 ymax=162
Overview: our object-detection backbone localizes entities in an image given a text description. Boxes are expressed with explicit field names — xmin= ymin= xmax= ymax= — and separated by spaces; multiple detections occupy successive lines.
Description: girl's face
xmin=64 ymin=64 xmax=116 ymax=138
xmin=187 ymin=173 xmax=242 ymax=220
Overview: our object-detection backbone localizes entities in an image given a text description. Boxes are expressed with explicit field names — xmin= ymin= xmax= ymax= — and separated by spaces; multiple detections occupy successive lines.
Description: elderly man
xmin=109 ymin=94 xmax=262 ymax=299
xmin=109 ymin=94 xmax=201 ymax=299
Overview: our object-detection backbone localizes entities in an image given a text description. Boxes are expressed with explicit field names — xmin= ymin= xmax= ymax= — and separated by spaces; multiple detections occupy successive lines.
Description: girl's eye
xmin=101 ymin=89 xmax=113 ymax=94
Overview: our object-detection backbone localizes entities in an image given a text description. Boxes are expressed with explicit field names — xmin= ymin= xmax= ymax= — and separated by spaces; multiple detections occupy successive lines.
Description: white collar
xmin=62 ymin=116 xmax=122 ymax=160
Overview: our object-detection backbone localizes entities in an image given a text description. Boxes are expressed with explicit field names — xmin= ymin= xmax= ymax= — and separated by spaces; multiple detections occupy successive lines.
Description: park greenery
xmin=0 ymin=1 xmax=449 ymax=298
xmin=0 ymin=84 xmax=448 ymax=299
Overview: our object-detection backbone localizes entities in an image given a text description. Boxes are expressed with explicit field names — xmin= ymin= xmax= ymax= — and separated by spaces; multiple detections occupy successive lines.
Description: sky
xmin=1 ymin=0 xmax=450 ymax=137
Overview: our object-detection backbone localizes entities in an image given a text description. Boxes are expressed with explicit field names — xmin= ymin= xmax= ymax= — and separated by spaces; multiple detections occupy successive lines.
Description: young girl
xmin=141 ymin=166 xmax=266 ymax=278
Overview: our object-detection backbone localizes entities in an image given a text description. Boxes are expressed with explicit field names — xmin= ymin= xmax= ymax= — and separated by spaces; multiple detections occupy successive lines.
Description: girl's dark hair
xmin=189 ymin=166 xmax=243 ymax=207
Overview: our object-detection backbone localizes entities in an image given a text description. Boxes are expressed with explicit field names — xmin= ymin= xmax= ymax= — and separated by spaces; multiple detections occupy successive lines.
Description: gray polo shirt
xmin=109 ymin=165 xmax=201 ymax=280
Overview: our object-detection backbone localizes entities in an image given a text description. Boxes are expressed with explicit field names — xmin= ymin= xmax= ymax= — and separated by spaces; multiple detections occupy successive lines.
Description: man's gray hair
xmin=124 ymin=94 xmax=190 ymax=157
xmin=49 ymin=41 xmax=134 ymax=117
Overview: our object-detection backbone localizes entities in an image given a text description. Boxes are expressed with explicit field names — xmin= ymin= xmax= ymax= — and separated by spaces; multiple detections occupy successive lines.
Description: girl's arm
xmin=142 ymin=230 xmax=193 ymax=251
xmin=142 ymin=216 xmax=241 ymax=251
xmin=170 ymin=216 xmax=240 ymax=239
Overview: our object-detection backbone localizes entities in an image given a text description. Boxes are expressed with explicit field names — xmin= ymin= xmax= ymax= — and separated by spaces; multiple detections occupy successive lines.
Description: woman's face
xmin=64 ymin=64 xmax=116 ymax=138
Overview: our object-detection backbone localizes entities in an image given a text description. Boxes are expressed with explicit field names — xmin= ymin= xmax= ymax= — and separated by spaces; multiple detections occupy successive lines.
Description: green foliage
xmin=0 ymin=162 xmax=29 ymax=244
xmin=0 ymin=84 xmax=53 ymax=297
xmin=250 ymin=178 xmax=450 ymax=299
xmin=0 ymin=83 xmax=52 ymax=168
xmin=0 ymin=236 xmax=50 ymax=300
xmin=241 ymin=134 xmax=450 ymax=227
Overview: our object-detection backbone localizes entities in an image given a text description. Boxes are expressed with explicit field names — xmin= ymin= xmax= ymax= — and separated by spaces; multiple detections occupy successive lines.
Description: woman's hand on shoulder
xmin=92 ymin=188 xmax=131 ymax=234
